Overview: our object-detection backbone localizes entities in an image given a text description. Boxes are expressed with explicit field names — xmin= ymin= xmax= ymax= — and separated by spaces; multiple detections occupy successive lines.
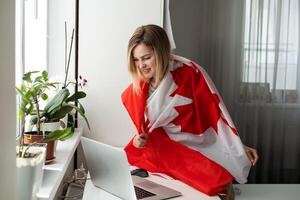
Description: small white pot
xmin=31 ymin=121 xmax=61 ymax=132
xmin=16 ymin=145 xmax=46 ymax=200
xmin=41 ymin=121 xmax=61 ymax=132
xmin=26 ymin=114 xmax=69 ymax=132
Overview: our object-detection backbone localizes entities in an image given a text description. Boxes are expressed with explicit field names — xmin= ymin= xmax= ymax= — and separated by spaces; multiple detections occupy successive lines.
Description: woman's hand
xmin=244 ymin=145 xmax=258 ymax=166
xmin=133 ymin=132 xmax=147 ymax=148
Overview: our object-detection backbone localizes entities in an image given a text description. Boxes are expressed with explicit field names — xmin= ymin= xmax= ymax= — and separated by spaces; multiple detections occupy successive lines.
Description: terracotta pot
xmin=24 ymin=131 xmax=57 ymax=164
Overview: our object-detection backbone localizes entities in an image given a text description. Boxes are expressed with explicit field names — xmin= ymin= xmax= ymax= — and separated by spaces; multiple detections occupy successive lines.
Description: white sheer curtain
xmin=169 ymin=0 xmax=300 ymax=183
xmin=238 ymin=0 xmax=300 ymax=183
xmin=242 ymin=0 xmax=299 ymax=104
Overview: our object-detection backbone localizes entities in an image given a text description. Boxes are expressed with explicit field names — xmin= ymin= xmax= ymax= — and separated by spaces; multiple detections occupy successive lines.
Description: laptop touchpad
xmin=138 ymin=181 xmax=160 ymax=189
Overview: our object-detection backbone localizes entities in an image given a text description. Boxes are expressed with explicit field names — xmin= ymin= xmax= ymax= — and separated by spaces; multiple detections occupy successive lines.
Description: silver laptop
xmin=81 ymin=137 xmax=182 ymax=200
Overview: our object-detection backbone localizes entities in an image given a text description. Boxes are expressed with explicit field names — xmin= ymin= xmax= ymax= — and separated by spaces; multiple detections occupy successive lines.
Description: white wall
xmin=48 ymin=0 xmax=76 ymax=83
xmin=79 ymin=0 xmax=163 ymax=146
xmin=0 ymin=0 xmax=16 ymax=199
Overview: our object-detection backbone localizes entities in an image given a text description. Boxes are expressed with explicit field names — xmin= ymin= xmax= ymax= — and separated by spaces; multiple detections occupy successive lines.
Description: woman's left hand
xmin=244 ymin=145 xmax=258 ymax=166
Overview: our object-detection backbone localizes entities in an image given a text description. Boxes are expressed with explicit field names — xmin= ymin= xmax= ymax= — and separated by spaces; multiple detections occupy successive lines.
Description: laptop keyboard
xmin=134 ymin=186 xmax=156 ymax=199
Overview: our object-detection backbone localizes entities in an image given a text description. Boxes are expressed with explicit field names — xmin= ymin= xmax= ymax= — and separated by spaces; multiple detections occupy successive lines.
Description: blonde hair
xmin=127 ymin=24 xmax=171 ymax=93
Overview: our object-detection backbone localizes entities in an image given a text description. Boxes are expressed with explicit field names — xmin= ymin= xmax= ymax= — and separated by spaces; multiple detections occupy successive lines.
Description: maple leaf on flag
xmin=169 ymin=65 xmax=222 ymax=135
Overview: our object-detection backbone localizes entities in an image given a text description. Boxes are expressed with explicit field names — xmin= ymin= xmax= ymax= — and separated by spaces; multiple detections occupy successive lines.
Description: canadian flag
xmin=121 ymin=55 xmax=251 ymax=196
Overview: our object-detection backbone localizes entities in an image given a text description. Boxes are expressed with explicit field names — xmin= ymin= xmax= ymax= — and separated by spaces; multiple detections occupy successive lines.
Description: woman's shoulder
xmin=170 ymin=54 xmax=193 ymax=66
xmin=169 ymin=54 xmax=204 ymax=76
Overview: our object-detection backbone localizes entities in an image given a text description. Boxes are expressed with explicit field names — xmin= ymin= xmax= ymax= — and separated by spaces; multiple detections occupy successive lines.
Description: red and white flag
xmin=122 ymin=54 xmax=251 ymax=195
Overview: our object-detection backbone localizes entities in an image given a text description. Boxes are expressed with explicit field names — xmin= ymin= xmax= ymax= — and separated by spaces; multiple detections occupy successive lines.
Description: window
xmin=24 ymin=0 xmax=48 ymax=72
xmin=16 ymin=0 xmax=48 ymax=76
xmin=15 ymin=0 xmax=48 ymax=135
xmin=242 ymin=0 xmax=299 ymax=103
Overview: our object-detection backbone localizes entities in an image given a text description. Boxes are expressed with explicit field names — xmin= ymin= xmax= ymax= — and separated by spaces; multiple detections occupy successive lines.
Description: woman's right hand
xmin=133 ymin=132 xmax=147 ymax=148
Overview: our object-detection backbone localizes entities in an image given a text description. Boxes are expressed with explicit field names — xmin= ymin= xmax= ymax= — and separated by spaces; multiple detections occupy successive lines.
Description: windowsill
xmin=37 ymin=128 xmax=82 ymax=200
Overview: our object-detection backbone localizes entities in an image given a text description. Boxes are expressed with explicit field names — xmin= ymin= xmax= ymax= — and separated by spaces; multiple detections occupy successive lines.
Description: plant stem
xmin=66 ymin=81 xmax=77 ymax=88
xmin=63 ymin=29 xmax=75 ymax=87
xmin=22 ymin=139 xmax=43 ymax=158
xmin=18 ymin=114 xmax=26 ymax=157
xmin=65 ymin=22 xmax=67 ymax=74
xmin=34 ymin=97 xmax=41 ymax=134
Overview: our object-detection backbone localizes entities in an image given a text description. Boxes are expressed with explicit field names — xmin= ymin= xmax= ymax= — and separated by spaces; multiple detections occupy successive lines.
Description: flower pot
xmin=32 ymin=121 xmax=61 ymax=132
xmin=16 ymin=144 xmax=46 ymax=200
xmin=42 ymin=121 xmax=61 ymax=131
xmin=24 ymin=131 xmax=57 ymax=164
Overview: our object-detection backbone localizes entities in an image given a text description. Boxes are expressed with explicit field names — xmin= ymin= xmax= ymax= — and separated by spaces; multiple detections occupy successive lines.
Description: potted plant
xmin=27 ymin=26 xmax=90 ymax=162
xmin=16 ymin=70 xmax=56 ymax=200
xmin=17 ymin=71 xmax=74 ymax=163
xmin=30 ymin=25 xmax=90 ymax=133
xmin=29 ymin=84 xmax=90 ymax=137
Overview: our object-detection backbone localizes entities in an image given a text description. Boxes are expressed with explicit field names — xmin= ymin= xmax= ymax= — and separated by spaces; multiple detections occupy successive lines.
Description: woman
xmin=121 ymin=24 xmax=258 ymax=199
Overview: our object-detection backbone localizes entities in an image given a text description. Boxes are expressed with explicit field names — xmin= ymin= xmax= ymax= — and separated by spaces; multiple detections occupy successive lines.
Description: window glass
xmin=24 ymin=0 xmax=48 ymax=72
xmin=15 ymin=0 xmax=48 ymax=136
xmin=243 ymin=0 xmax=299 ymax=90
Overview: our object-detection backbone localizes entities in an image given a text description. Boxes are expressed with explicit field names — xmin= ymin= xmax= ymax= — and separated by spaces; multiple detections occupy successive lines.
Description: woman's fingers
xmin=249 ymin=148 xmax=258 ymax=166
xmin=139 ymin=132 xmax=147 ymax=139
xmin=133 ymin=132 xmax=147 ymax=148
xmin=244 ymin=145 xmax=259 ymax=166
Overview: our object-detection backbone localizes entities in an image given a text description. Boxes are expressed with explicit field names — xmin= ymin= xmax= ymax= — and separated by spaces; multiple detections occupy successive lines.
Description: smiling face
xmin=132 ymin=43 xmax=157 ymax=83
xmin=127 ymin=25 xmax=171 ymax=92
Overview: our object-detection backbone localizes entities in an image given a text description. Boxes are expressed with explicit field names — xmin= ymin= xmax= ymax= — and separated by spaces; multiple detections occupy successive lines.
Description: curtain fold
xmin=163 ymin=0 xmax=176 ymax=50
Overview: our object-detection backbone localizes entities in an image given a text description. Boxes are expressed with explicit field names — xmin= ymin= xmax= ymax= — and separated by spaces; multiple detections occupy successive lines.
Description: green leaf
xmin=23 ymin=72 xmax=32 ymax=83
xmin=27 ymin=70 xmax=39 ymax=74
xmin=78 ymin=102 xmax=85 ymax=114
xmin=45 ymin=127 xmax=73 ymax=141
xmin=18 ymin=110 xmax=23 ymax=120
xmin=60 ymin=120 xmax=66 ymax=128
xmin=41 ymin=93 xmax=48 ymax=100
xmin=65 ymin=103 xmax=90 ymax=130
xmin=66 ymin=91 xmax=86 ymax=102
xmin=16 ymin=87 xmax=24 ymax=96
xmin=23 ymin=75 xmax=31 ymax=83
xmin=30 ymin=115 xmax=38 ymax=125
xmin=43 ymin=88 xmax=70 ymax=113
xmin=42 ymin=70 xmax=48 ymax=82
xmin=49 ymin=104 xmax=73 ymax=120
xmin=27 ymin=104 xmax=34 ymax=114
xmin=46 ymin=82 xmax=59 ymax=88
xmin=20 ymin=83 xmax=27 ymax=93
xmin=30 ymin=84 xmax=43 ymax=96
xmin=34 ymin=76 xmax=43 ymax=83
xmin=19 ymin=91 xmax=33 ymax=114
xmin=23 ymin=71 xmax=39 ymax=83
xmin=67 ymin=113 xmax=74 ymax=129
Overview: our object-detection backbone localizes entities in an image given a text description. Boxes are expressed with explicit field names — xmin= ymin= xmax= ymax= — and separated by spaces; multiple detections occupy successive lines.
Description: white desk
xmin=83 ymin=177 xmax=300 ymax=200
xmin=234 ymin=184 xmax=299 ymax=200
xmin=82 ymin=173 xmax=220 ymax=200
